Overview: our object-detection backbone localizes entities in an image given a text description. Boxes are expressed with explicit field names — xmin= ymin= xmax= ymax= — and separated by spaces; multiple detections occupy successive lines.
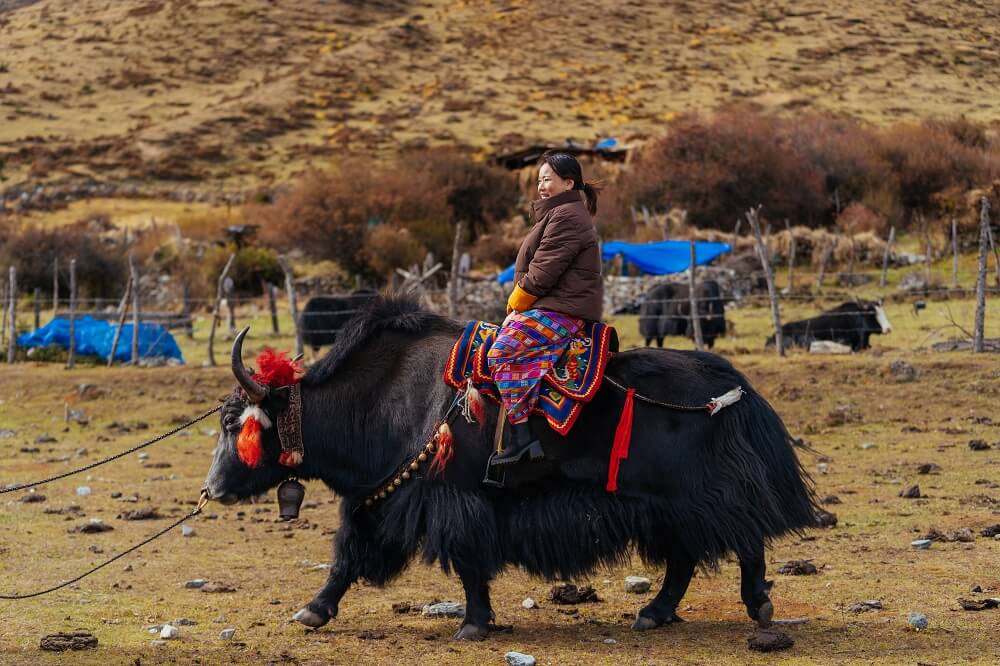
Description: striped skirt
xmin=486 ymin=309 xmax=584 ymax=424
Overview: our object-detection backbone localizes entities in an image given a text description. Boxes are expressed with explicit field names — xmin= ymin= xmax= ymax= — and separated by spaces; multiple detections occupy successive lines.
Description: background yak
xmin=639 ymin=280 xmax=727 ymax=348
xmin=300 ymin=288 xmax=377 ymax=352
xmin=766 ymin=300 xmax=892 ymax=351
xmin=204 ymin=296 xmax=817 ymax=641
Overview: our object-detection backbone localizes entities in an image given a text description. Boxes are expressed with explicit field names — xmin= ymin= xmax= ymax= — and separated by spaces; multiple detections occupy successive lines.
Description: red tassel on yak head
xmin=235 ymin=348 xmax=302 ymax=469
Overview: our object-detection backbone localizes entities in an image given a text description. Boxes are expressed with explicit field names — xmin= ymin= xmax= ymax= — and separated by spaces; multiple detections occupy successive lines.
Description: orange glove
xmin=506 ymin=283 xmax=538 ymax=314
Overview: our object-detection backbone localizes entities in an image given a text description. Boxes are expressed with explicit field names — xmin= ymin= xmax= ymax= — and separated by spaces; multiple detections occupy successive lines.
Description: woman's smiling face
xmin=537 ymin=162 xmax=575 ymax=199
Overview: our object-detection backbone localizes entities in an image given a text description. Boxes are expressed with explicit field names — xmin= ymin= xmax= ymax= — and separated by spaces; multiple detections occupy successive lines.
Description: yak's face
xmin=859 ymin=300 xmax=892 ymax=335
xmin=203 ymin=328 xmax=297 ymax=504
xmin=203 ymin=392 xmax=290 ymax=504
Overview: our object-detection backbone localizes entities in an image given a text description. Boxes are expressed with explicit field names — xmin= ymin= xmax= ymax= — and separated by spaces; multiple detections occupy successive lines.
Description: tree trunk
xmin=207 ymin=253 xmax=237 ymax=367
xmin=66 ymin=260 xmax=76 ymax=369
xmin=973 ymin=198 xmax=990 ymax=353
xmin=688 ymin=241 xmax=704 ymax=351
xmin=747 ymin=207 xmax=783 ymax=357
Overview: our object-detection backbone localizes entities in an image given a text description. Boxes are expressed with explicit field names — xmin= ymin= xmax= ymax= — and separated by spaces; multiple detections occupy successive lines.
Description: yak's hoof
xmin=755 ymin=600 xmax=774 ymax=628
xmin=631 ymin=612 xmax=682 ymax=631
xmin=453 ymin=624 xmax=489 ymax=641
xmin=293 ymin=606 xmax=331 ymax=628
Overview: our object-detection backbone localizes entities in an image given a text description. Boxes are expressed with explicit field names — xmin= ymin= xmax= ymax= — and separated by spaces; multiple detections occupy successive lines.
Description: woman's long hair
xmin=541 ymin=150 xmax=603 ymax=216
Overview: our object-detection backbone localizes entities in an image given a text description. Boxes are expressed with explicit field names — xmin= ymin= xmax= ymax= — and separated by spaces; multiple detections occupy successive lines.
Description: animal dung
xmin=549 ymin=583 xmax=600 ymax=604
xmin=39 ymin=631 xmax=98 ymax=652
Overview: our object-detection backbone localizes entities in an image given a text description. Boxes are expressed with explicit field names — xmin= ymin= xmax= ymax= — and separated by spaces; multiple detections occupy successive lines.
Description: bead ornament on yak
xmin=203 ymin=296 xmax=817 ymax=641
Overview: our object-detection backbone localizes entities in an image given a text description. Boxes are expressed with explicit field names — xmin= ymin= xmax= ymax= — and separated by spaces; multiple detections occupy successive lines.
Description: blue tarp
xmin=16 ymin=316 xmax=185 ymax=363
xmin=496 ymin=239 xmax=732 ymax=283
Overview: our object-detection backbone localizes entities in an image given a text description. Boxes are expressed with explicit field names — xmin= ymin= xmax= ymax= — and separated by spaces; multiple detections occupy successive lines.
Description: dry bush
xmin=363 ymin=226 xmax=426 ymax=275
xmin=619 ymin=110 xmax=829 ymax=230
xmin=836 ymin=202 xmax=888 ymax=236
xmin=175 ymin=210 xmax=233 ymax=242
xmin=252 ymin=149 xmax=519 ymax=279
xmin=0 ymin=225 xmax=126 ymax=299
xmin=876 ymin=123 xmax=999 ymax=219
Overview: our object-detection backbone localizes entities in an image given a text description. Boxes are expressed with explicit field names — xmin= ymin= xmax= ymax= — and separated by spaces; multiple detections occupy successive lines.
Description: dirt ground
xmin=0 ymin=286 xmax=997 ymax=666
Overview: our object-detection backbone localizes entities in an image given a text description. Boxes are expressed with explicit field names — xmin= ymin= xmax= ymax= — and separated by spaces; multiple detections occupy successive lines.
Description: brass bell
xmin=276 ymin=478 xmax=306 ymax=521
xmin=409 ymin=462 xmax=419 ymax=470
xmin=401 ymin=471 xmax=410 ymax=480
xmin=393 ymin=478 xmax=402 ymax=487
xmin=417 ymin=453 xmax=427 ymax=462
xmin=387 ymin=486 xmax=395 ymax=494
xmin=379 ymin=491 xmax=387 ymax=500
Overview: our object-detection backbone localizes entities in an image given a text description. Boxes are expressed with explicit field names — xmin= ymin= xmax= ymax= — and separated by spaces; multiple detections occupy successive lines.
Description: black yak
xmin=204 ymin=296 xmax=817 ymax=640
xmin=639 ymin=280 xmax=727 ymax=348
xmin=300 ymin=289 xmax=377 ymax=352
xmin=766 ymin=300 xmax=892 ymax=351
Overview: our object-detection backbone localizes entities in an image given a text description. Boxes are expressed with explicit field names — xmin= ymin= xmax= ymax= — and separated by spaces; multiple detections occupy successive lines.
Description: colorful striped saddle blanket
xmin=443 ymin=320 xmax=618 ymax=434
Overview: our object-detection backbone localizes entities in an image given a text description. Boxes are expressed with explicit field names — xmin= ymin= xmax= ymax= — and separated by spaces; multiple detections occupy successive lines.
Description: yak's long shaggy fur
xmin=207 ymin=294 xmax=819 ymax=635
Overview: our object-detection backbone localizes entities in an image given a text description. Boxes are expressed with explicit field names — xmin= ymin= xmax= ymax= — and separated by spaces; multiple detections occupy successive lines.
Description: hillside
xmin=1 ymin=0 xmax=999 ymax=194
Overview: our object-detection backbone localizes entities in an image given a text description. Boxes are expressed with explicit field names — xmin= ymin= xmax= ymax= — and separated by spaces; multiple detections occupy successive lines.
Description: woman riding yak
xmin=487 ymin=151 xmax=603 ymax=467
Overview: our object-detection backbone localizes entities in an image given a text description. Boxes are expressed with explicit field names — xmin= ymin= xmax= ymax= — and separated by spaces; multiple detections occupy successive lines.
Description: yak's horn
xmin=293 ymin=353 xmax=304 ymax=363
xmin=231 ymin=327 xmax=268 ymax=403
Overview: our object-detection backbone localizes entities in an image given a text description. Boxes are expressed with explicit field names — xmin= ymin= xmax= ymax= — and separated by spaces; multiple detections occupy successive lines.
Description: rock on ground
xmin=159 ymin=625 xmax=178 ymax=639
xmin=624 ymin=576 xmax=651 ymax=593
xmin=505 ymin=652 xmax=537 ymax=666
xmin=219 ymin=628 xmax=237 ymax=640
xmin=907 ymin=612 xmax=928 ymax=629
xmin=421 ymin=602 xmax=465 ymax=618
xmin=747 ymin=629 xmax=794 ymax=652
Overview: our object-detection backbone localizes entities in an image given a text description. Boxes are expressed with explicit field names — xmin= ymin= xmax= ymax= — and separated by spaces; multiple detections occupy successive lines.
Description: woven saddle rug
xmin=443 ymin=320 xmax=618 ymax=435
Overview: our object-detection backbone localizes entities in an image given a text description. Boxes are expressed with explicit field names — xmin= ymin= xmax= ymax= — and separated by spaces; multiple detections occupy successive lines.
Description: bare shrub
xmin=363 ymin=226 xmax=426 ymax=275
xmin=0 ymin=226 xmax=126 ymax=299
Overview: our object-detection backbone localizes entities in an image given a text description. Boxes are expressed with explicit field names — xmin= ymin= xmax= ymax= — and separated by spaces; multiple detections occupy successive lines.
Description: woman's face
xmin=537 ymin=162 xmax=575 ymax=199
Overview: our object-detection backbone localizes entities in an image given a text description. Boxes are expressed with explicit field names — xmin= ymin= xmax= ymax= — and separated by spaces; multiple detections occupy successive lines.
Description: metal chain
xmin=0 ymin=404 xmax=223 ymax=495
xmin=0 ymin=493 xmax=208 ymax=600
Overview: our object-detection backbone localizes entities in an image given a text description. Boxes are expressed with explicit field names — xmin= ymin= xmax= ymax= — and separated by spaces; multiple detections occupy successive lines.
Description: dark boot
xmin=489 ymin=421 xmax=544 ymax=467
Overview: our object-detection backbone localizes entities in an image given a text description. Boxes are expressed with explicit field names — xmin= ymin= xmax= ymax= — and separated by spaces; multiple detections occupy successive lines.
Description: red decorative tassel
xmin=253 ymin=348 xmax=304 ymax=387
xmin=466 ymin=383 xmax=485 ymax=429
xmin=278 ymin=450 xmax=303 ymax=467
xmin=606 ymin=388 xmax=635 ymax=492
xmin=236 ymin=406 xmax=270 ymax=469
xmin=429 ymin=422 xmax=455 ymax=477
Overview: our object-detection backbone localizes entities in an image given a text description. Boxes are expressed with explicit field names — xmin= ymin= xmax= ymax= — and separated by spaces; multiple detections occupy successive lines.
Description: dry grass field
xmin=0 ymin=270 xmax=997 ymax=665
xmin=2 ymin=0 xmax=1000 ymax=189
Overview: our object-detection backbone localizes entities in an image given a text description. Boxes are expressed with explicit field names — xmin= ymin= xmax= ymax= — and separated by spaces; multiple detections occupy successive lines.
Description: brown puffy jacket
xmin=514 ymin=189 xmax=603 ymax=321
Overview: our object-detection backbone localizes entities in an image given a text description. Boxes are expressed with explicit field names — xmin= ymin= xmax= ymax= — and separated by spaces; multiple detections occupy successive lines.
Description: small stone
xmin=76 ymin=486 xmax=91 ymax=497
xmin=121 ymin=508 xmax=161 ymax=520
xmin=603 ymin=638 xmax=617 ymax=644
xmin=159 ymin=625 xmax=178 ymax=639
xmin=505 ymin=652 xmax=537 ymax=666
xmin=19 ymin=492 xmax=46 ymax=503
xmin=911 ymin=539 xmax=932 ymax=550
xmin=173 ymin=618 xmax=197 ymax=626
xmin=899 ymin=485 xmax=921 ymax=499
xmin=184 ymin=579 xmax=208 ymax=589
xmin=73 ymin=519 xmax=113 ymax=534
xmin=820 ymin=495 xmax=841 ymax=505
xmin=958 ymin=598 xmax=1000 ymax=611
xmin=816 ymin=510 xmax=838 ymax=528
xmin=421 ymin=602 xmax=465 ymax=618
xmin=968 ymin=439 xmax=991 ymax=451
xmin=150 ymin=640 xmax=166 ymax=646
xmin=35 ymin=433 xmax=57 ymax=444
xmin=200 ymin=582 xmax=237 ymax=593
xmin=917 ymin=463 xmax=941 ymax=475
xmin=888 ymin=360 xmax=918 ymax=382
xmin=847 ymin=600 xmax=883 ymax=613
xmin=778 ymin=560 xmax=818 ymax=575
xmin=181 ymin=526 xmax=195 ymax=537
xmin=817 ymin=462 xmax=829 ymax=474
xmin=219 ymin=628 xmax=236 ymax=640
xmin=907 ymin=612 xmax=928 ymax=630
xmin=981 ymin=524 xmax=1000 ymax=538
xmin=521 ymin=597 xmax=537 ymax=609
xmin=860 ymin=442 xmax=877 ymax=450
xmin=951 ymin=528 xmax=975 ymax=543
xmin=357 ymin=629 xmax=385 ymax=640
xmin=624 ymin=576 xmax=651 ymax=593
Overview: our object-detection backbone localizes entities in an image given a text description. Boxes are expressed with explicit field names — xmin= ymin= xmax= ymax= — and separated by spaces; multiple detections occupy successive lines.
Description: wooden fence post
xmin=207 ymin=253 xmax=237 ymax=367
xmin=267 ymin=282 xmax=280 ymax=335
xmin=688 ymin=241 xmax=704 ymax=351
xmin=66 ymin=260 xmax=76 ymax=369
xmin=52 ymin=256 xmax=59 ymax=318
xmin=181 ymin=283 xmax=194 ymax=339
xmin=447 ymin=221 xmax=465 ymax=318
xmin=278 ymin=256 xmax=303 ymax=357
xmin=951 ymin=218 xmax=959 ymax=288
xmin=985 ymin=219 xmax=1000 ymax=288
xmin=107 ymin=275 xmax=132 ymax=367
xmin=224 ymin=277 xmax=237 ymax=336
xmin=129 ymin=255 xmax=141 ymax=365
xmin=747 ymin=206 xmax=783 ymax=357
xmin=784 ymin=219 xmax=796 ymax=293
xmin=6 ymin=267 xmax=15 ymax=364
xmin=33 ymin=287 xmax=40 ymax=331
xmin=0 ymin=277 xmax=7 ymax=348
xmin=973 ymin=198 xmax=990 ymax=353
xmin=816 ymin=239 xmax=832 ymax=289
xmin=880 ymin=225 xmax=896 ymax=288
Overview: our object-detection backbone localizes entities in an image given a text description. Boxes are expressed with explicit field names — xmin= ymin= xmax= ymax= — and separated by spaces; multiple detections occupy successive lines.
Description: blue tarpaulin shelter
xmin=16 ymin=316 xmax=185 ymax=363
xmin=496 ymin=239 xmax=731 ymax=283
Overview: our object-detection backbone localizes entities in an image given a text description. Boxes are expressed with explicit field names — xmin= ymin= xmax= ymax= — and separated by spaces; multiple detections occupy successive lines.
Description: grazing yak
xmin=639 ymin=280 xmax=727 ymax=348
xmin=204 ymin=296 xmax=817 ymax=641
xmin=300 ymin=289 xmax=377 ymax=352
xmin=766 ymin=300 xmax=892 ymax=351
